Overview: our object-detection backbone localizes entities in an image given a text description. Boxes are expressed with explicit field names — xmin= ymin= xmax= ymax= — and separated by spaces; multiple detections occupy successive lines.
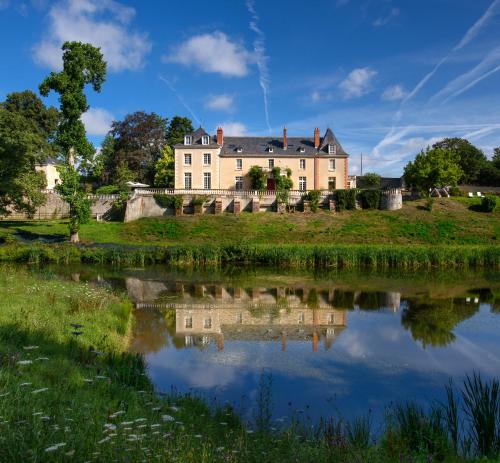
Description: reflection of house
xmin=35 ymin=158 xmax=60 ymax=190
xmin=175 ymin=307 xmax=347 ymax=352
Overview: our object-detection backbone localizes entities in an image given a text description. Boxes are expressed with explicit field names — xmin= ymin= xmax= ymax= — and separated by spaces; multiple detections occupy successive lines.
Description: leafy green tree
xmin=0 ymin=93 xmax=55 ymax=217
xmin=166 ymin=116 xmax=194 ymax=146
xmin=91 ymin=134 xmax=115 ymax=184
xmin=39 ymin=41 xmax=106 ymax=243
xmin=154 ymin=146 xmax=175 ymax=187
xmin=404 ymin=147 xmax=463 ymax=194
xmin=361 ymin=172 xmax=381 ymax=189
xmin=249 ymin=166 xmax=267 ymax=190
xmin=433 ymin=138 xmax=486 ymax=184
xmin=108 ymin=111 xmax=168 ymax=185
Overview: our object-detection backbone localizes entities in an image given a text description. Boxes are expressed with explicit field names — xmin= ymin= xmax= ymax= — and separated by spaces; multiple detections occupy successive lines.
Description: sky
xmin=1 ymin=0 xmax=500 ymax=176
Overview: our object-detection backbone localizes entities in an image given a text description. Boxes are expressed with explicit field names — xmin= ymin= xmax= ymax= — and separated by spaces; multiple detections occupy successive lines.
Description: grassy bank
xmin=1 ymin=198 xmax=499 ymax=246
xmin=0 ymin=242 xmax=499 ymax=269
xmin=2 ymin=268 xmax=500 ymax=462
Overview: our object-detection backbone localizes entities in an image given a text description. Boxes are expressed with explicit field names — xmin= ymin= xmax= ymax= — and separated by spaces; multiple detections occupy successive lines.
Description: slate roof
xmin=175 ymin=128 xmax=349 ymax=156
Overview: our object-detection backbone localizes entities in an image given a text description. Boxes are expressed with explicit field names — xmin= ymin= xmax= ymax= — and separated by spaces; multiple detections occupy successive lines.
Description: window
xmin=184 ymin=136 xmax=192 ymax=145
xmin=300 ymin=147 xmax=305 ymax=153
xmin=203 ymin=172 xmax=211 ymax=189
xmin=328 ymin=177 xmax=336 ymax=190
xmin=184 ymin=172 xmax=192 ymax=189
xmin=185 ymin=335 xmax=194 ymax=346
xmin=298 ymin=313 xmax=305 ymax=324
xmin=329 ymin=159 xmax=336 ymax=171
xmin=185 ymin=317 xmax=193 ymax=329
xmin=328 ymin=144 xmax=336 ymax=154
xmin=268 ymin=159 xmax=274 ymax=168
xmin=299 ymin=176 xmax=307 ymax=191
xmin=203 ymin=153 xmax=211 ymax=165
xmin=237 ymin=147 xmax=243 ymax=153
xmin=327 ymin=313 xmax=335 ymax=325
xmin=236 ymin=158 xmax=243 ymax=170
xmin=184 ymin=153 xmax=192 ymax=166
xmin=300 ymin=159 xmax=306 ymax=170
xmin=202 ymin=135 xmax=210 ymax=145
xmin=268 ymin=147 xmax=274 ymax=153
xmin=204 ymin=318 xmax=212 ymax=329
xmin=236 ymin=312 xmax=243 ymax=324
xmin=235 ymin=176 xmax=243 ymax=190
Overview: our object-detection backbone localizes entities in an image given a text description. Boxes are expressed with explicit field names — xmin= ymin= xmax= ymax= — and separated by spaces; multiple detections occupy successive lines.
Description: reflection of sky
xmin=142 ymin=304 xmax=500 ymax=424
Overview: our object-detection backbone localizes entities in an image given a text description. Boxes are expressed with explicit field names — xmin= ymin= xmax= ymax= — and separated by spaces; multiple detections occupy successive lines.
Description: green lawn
xmin=1 ymin=198 xmax=499 ymax=246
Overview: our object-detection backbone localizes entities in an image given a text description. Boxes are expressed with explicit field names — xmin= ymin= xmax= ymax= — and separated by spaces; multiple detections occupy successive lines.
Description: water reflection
xmin=46 ymin=266 xmax=500 ymax=422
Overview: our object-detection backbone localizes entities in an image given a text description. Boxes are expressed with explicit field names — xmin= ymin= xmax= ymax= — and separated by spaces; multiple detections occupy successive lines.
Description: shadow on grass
xmin=0 ymin=221 xmax=66 ymax=243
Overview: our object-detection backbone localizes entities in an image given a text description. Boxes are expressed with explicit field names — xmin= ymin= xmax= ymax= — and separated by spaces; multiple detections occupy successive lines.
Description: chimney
xmin=314 ymin=127 xmax=320 ymax=149
xmin=283 ymin=127 xmax=287 ymax=150
xmin=217 ymin=127 xmax=224 ymax=146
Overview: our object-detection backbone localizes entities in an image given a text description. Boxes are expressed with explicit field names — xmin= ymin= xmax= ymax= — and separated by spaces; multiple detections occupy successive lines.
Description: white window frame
xmin=184 ymin=136 xmax=192 ymax=145
xmin=299 ymin=176 xmax=307 ymax=191
xmin=203 ymin=172 xmax=211 ymax=190
xmin=329 ymin=159 xmax=336 ymax=171
xmin=328 ymin=177 xmax=336 ymax=190
xmin=328 ymin=144 xmax=336 ymax=154
xmin=300 ymin=159 xmax=306 ymax=170
xmin=268 ymin=147 xmax=274 ymax=153
xmin=185 ymin=317 xmax=193 ymax=329
xmin=202 ymin=135 xmax=210 ymax=145
xmin=184 ymin=172 xmax=192 ymax=190
xmin=204 ymin=318 xmax=212 ymax=329
xmin=184 ymin=153 xmax=192 ymax=166
xmin=237 ymin=147 xmax=243 ymax=153
xmin=268 ymin=159 xmax=274 ymax=168
xmin=235 ymin=176 xmax=243 ymax=190
xmin=203 ymin=153 xmax=211 ymax=166
xmin=300 ymin=147 xmax=305 ymax=153
xmin=236 ymin=158 xmax=243 ymax=170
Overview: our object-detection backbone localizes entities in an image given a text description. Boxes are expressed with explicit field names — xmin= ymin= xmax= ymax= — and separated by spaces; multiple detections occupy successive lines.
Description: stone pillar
xmin=215 ymin=198 xmax=223 ymax=214
xmin=233 ymin=198 xmax=241 ymax=214
xmin=329 ymin=199 xmax=336 ymax=212
xmin=251 ymin=197 xmax=260 ymax=213
xmin=277 ymin=201 xmax=286 ymax=213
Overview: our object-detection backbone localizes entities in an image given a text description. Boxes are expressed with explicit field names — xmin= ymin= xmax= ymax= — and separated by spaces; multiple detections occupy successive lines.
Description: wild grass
xmin=1 ymin=268 xmax=500 ymax=461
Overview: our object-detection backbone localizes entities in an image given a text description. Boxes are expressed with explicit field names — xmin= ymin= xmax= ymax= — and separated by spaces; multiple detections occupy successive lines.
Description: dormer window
xmin=184 ymin=135 xmax=192 ymax=145
xmin=328 ymin=144 xmax=336 ymax=154
xmin=236 ymin=147 xmax=243 ymax=153
xmin=299 ymin=147 xmax=305 ymax=153
xmin=202 ymin=135 xmax=210 ymax=145
xmin=268 ymin=147 xmax=274 ymax=153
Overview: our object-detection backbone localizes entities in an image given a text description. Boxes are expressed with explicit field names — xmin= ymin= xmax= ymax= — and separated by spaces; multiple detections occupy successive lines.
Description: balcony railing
xmin=133 ymin=188 xmax=331 ymax=197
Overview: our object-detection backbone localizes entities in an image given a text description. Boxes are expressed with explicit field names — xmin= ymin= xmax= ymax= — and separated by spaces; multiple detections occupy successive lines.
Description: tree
xmin=39 ymin=41 xmax=106 ymax=243
xmin=249 ymin=166 xmax=267 ymax=190
xmin=404 ymin=147 xmax=463 ymax=194
xmin=433 ymin=138 xmax=486 ymax=184
xmin=154 ymin=146 xmax=175 ymax=187
xmin=109 ymin=111 xmax=168 ymax=185
xmin=166 ymin=116 xmax=194 ymax=146
xmin=361 ymin=172 xmax=381 ymax=189
xmin=91 ymin=134 xmax=115 ymax=185
xmin=492 ymin=148 xmax=500 ymax=170
xmin=0 ymin=91 xmax=56 ymax=217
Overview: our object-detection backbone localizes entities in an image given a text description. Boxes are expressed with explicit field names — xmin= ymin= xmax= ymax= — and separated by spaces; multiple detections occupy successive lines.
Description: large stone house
xmin=174 ymin=127 xmax=349 ymax=191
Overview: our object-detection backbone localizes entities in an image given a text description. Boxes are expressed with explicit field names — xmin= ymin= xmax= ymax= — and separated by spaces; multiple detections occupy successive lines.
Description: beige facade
xmin=174 ymin=127 xmax=349 ymax=191
xmin=35 ymin=161 xmax=60 ymax=190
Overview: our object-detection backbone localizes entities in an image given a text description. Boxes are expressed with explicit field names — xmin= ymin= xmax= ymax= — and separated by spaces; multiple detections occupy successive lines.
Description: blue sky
xmin=1 ymin=0 xmax=500 ymax=176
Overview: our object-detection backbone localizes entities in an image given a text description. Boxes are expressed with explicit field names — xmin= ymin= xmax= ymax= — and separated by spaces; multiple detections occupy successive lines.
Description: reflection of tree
xmin=129 ymin=309 xmax=172 ymax=353
xmin=356 ymin=292 xmax=385 ymax=310
xmin=332 ymin=290 xmax=355 ymax=309
xmin=401 ymin=298 xmax=479 ymax=348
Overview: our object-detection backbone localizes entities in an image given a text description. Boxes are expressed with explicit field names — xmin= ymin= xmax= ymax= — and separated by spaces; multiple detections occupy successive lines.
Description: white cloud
xmin=218 ymin=122 xmax=247 ymax=136
xmin=381 ymin=85 xmax=408 ymax=101
xmin=204 ymin=94 xmax=234 ymax=112
xmin=373 ymin=8 xmax=400 ymax=27
xmin=0 ymin=0 xmax=10 ymax=10
xmin=33 ymin=0 xmax=151 ymax=72
xmin=165 ymin=32 xmax=251 ymax=77
xmin=339 ymin=67 xmax=377 ymax=99
xmin=81 ymin=107 xmax=114 ymax=136
xmin=311 ymin=91 xmax=321 ymax=103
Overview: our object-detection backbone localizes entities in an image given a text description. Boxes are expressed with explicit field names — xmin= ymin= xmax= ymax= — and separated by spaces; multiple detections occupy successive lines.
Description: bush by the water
xmin=305 ymin=190 xmax=321 ymax=212
xmin=481 ymin=195 xmax=497 ymax=212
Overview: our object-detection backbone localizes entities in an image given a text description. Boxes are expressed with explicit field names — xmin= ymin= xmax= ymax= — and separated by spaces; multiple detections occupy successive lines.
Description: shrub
xmin=346 ymin=189 xmax=358 ymax=210
xmin=335 ymin=190 xmax=347 ymax=211
xmin=426 ymin=197 xmax=435 ymax=212
xmin=306 ymin=190 xmax=322 ymax=212
xmin=481 ymin=195 xmax=497 ymax=213
xmin=362 ymin=172 xmax=381 ymax=189
xmin=95 ymin=185 xmax=119 ymax=195
xmin=153 ymin=194 xmax=184 ymax=210
xmin=192 ymin=195 xmax=207 ymax=206
xmin=249 ymin=166 xmax=267 ymax=190
xmin=448 ymin=186 xmax=463 ymax=197
xmin=360 ymin=190 xmax=381 ymax=209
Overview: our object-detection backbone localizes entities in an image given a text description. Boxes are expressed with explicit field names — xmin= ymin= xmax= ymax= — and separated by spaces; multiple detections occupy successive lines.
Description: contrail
xmin=246 ymin=0 xmax=271 ymax=133
xmin=158 ymin=75 xmax=201 ymax=126
xmin=373 ymin=0 xmax=500 ymax=156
